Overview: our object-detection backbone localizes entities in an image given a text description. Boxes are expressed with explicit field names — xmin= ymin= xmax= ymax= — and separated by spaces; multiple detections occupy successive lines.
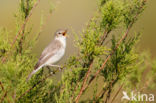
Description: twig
xmin=89 ymin=0 xmax=146 ymax=86
xmin=105 ymin=86 xmax=112 ymax=103
xmin=17 ymin=66 xmax=65 ymax=101
xmin=81 ymin=25 xmax=132 ymax=99
xmin=1 ymin=0 xmax=41 ymax=63
xmin=100 ymin=31 xmax=109 ymax=45
xmin=0 ymin=82 xmax=11 ymax=103
xmin=0 ymin=81 xmax=4 ymax=91
xmin=18 ymin=0 xmax=31 ymax=54
xmin=17 ymin=72 xmax=52 ymax=101
xmin=0 ymin=81 xmax=5 ymax=103
xmin=75 ymin=62 xmax=94 ymax=103
xmin=74 ymin=0 xmax=146 ymax=101
xmin=93 ymin=87 xmax=108 ymax=103
xmin=75 ymin=19 xmax=128 ymax=103
xmin=0 ymin=90 xmax=8 ymax=103
xmin=74 ymin=21 xmax=109 ymax=103
xmin=110 ymin=83 xmax=124 ymax=103
xmin=71 ymin=82 xmax=81 ymax=100
xmin=0 ymin=86 xmax=10 ymax=103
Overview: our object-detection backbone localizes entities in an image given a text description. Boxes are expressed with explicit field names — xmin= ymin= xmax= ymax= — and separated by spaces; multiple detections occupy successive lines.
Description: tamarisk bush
xmin=0 ymin=0 xmax=55 ymax=103
xmin=0 ymin=0 xmax=155 ymax=103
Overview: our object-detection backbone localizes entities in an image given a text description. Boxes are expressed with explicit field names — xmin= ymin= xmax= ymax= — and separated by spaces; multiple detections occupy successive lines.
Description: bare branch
xmin=75 ymin=62 xmax=93 ymax=103
xmin=0 ymin=81 xmax=4 ymax=91
xmin=110 ymin=83 xmax=124 ymax=103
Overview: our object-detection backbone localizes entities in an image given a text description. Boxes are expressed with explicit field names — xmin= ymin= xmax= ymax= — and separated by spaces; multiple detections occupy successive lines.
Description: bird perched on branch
xmin=27 ymin=29 xmax=67 ymax=81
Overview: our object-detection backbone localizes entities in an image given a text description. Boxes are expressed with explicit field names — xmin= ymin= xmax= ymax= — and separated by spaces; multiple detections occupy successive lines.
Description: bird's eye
xmin=58 ymin=32 xmax=61 ymax=34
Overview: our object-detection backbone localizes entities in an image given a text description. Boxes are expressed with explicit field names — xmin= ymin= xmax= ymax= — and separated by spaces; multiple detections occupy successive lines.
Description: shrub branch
xmin=1 ymin=0 xmax=41 ymax=63
xmin=74 ymin=0 xmax=147 ymax=101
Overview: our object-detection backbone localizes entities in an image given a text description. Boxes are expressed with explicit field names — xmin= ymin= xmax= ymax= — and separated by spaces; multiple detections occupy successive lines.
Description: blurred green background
xmin=0 ymin=1 xmax=155 ymax=102
xmin=0 ymin=0 xmax=156 ymax=60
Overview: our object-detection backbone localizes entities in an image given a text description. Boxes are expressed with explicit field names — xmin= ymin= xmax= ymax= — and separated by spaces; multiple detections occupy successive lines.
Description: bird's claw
xmin=58 ymin=66 xmax=63 ymax=71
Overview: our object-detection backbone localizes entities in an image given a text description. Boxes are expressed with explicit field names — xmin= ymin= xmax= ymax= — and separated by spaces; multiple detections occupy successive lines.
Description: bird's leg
xmin=48 ymin=64 xmax=62 ymax=71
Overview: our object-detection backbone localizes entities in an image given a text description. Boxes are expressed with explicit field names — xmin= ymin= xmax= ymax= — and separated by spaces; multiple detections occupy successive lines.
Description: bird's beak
xmin=63 ymin=29 xmax=68 ymax=36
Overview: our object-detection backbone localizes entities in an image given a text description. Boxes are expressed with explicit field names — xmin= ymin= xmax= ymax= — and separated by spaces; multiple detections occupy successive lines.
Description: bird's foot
xmin=58 ymin=67 xmax=63 ymax=71
xmin=48 ymin=64 xmax=63 ymax=71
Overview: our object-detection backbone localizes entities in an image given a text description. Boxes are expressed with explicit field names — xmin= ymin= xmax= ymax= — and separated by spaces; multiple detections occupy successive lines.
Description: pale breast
xmin=45 ymin=47 xmax=65 ymax=65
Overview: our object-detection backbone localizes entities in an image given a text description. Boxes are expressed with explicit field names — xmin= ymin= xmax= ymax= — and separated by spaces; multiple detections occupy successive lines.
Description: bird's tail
xmin=26 ymin=65 xmax=43 ymax=82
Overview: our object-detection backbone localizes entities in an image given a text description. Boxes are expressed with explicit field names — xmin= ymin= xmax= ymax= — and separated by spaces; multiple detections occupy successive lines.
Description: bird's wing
xmin=34 ymin=39 xmax=63 ymax=70
xmin=26 ymin=40 xmax=63 ymax=81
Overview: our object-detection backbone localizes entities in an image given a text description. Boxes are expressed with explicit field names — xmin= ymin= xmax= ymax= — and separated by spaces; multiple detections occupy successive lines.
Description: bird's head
xmin=55 ymin=29 xmax=68 ymax=38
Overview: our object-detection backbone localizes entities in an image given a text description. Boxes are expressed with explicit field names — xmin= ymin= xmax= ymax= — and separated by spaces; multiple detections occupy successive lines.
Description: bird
xmin=27 ymin=29 xmax=67 ymax=81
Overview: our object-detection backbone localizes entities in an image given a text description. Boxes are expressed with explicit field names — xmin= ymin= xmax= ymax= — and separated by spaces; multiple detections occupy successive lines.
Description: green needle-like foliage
xmin=0 ymin=0 xmax=155 ymax=103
